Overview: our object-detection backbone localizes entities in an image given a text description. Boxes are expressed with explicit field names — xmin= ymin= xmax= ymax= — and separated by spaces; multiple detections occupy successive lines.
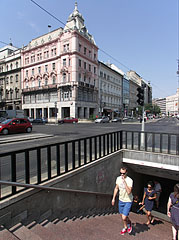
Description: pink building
xmin=21 ymin=3 xmax=98 ymax=121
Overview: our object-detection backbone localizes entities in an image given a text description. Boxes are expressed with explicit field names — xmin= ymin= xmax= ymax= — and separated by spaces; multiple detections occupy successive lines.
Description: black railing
xmin=0 ymin=130 xmax=178 ymax=200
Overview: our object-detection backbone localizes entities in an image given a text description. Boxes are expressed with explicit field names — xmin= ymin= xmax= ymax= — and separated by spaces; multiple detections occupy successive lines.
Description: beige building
xmin=153 ymin=98 xmax=166 ymax=114
xmin=98 ymin=61 xmax=123 ymax=118
xmin=0 ymin=45 xmax=21 ymax=110
xmin=166 ymin=88 xmax=179 ymax=116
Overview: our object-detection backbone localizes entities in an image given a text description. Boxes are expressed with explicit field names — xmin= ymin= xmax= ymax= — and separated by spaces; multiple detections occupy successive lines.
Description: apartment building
xmin=21 ymin=3 xmax=98 ymax=121
xmin=98 ymin=61 xmax=123 ymax=118
xmin=0 ymin=45 xmax=21 ymax=110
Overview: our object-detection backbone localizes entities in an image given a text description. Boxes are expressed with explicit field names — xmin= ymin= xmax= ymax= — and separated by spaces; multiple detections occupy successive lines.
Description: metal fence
xmin=0 ymin=130 xmax=178 ymax=200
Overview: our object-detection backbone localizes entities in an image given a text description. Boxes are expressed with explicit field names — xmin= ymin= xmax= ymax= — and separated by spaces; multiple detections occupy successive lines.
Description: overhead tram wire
xmin=30 ymin=0 xmax=168 ymax=97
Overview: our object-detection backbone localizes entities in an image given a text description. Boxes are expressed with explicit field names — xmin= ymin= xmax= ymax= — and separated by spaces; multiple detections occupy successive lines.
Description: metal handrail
xmin=0 ymin=180 xmax=112 ymax=197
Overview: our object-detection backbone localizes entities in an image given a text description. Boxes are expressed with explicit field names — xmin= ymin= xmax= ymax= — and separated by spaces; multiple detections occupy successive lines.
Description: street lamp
xmin=54 ymin=101 xmax=57 ymax=124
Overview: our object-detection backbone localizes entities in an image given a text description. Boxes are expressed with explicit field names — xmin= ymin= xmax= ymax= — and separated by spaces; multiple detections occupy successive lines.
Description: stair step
xmin=0 ymin=225 xmax=19 ymax=240
xmin=10 ymin=223 xmax=42 ymax=240
xmin=30 ymin=222 xmax=61 ymax=240
xmin=45 ymin=222 xmax=70 ymax=240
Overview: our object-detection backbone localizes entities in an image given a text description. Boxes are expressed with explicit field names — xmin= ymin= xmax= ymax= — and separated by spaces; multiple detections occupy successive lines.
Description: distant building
xmin=21 ymin=3 xmax=98 ymax=121
xmin=127 ymin=70 xmax=152 ymax=116
xmin=166 ymin=88 xmax=179 ymax=115
xmin=98 ymin=61 xmax=123 ymax=118
xmin=0 ymin=45 xmax=21 ymax=110
xmin=153 ymin=98 xmax=166 ymax=114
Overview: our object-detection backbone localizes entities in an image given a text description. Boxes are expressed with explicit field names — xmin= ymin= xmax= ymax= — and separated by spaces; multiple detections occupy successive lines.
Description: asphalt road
xmin=0 ymin=117 xmax=179 ymax=153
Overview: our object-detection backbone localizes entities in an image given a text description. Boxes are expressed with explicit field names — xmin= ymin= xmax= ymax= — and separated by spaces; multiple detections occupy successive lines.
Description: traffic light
xmin=137 ymin=87 xmax=144 ymax=106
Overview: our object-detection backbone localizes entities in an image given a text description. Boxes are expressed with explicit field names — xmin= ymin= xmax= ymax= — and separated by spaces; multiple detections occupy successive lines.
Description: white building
xmin=98 ymin=61 xmax=123 ymax=118
xmin=166 ymin=88 xmax=179 ymax=116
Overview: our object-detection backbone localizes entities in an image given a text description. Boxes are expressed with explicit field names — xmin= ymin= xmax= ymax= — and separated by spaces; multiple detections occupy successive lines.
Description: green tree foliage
xmin=137 ymin=104 xmax=161 ymax=116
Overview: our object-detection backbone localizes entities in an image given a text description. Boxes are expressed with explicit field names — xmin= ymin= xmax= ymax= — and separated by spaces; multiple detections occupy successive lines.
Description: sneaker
xmin=127 ymin=224 xmax=132 ymax=233
xmin=120 ymin=228 xmax=128 ymax=235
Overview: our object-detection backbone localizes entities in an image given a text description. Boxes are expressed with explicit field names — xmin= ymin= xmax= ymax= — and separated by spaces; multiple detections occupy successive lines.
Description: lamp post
xmin=54 ymin=101 xmax=57 ymax=124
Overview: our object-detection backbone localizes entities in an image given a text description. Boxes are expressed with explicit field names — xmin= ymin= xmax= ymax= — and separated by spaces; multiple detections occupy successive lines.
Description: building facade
xmin=0 ymin=45 xmax=21 ymax=110
xmin=98 ymin=61 xmax=123 ymax=118
xmin=166 ymin=88 xmax=179 ymax=116
xmin=21 ymin=3 xmax=98 ymax=121
xmin=153 ymin=97 xmax=166 ymax=114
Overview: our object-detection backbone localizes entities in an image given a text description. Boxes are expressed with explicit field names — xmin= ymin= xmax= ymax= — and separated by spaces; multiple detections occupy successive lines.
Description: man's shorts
xmin=118 ymin=200 xmax=132 ymax=216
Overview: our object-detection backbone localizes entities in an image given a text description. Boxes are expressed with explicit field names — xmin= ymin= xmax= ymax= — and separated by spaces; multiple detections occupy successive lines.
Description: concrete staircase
xmin=0 ymin=210 xmax=172 ymax=240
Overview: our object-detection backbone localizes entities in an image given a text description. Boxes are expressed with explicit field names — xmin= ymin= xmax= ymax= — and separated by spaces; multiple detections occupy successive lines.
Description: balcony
xmin=22 ymin=84 xmax=57 ymax=93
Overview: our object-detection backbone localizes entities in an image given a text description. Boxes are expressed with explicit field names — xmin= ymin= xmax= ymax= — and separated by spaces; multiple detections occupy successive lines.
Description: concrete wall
xmin=0 ymin=151 xmax=126 ymax=228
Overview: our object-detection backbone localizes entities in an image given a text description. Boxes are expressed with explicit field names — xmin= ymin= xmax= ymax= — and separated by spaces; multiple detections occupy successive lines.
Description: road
xmin=0 ymin=117 xmax=178 ymax=153
xmin=0 ymin=117 xmax=178 ymax=197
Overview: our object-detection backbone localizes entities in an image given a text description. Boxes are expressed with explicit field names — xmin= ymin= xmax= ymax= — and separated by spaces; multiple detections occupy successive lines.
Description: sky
xmin=0 ymin=0 xmax=178 ymax=98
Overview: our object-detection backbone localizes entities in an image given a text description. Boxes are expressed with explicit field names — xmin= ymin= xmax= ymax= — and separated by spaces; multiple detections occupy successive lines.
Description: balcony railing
xmin=0 ymin=130 xmax=178 ymax=200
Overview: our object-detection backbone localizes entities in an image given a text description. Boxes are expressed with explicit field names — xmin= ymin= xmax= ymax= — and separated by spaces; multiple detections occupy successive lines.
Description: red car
xmin=58 ymin=117 xmax=78 ymax=124
xmin=0 ymin=118 xmax=32 ymax=135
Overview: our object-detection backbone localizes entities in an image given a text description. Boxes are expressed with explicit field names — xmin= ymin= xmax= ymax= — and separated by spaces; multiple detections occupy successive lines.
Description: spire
xmin=75 ymin=2 xmax=78 ymax=11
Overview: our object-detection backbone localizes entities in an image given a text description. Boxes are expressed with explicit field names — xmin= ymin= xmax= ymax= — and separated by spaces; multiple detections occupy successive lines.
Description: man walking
xmin=112 ymin=167 xmax=133 ymax=235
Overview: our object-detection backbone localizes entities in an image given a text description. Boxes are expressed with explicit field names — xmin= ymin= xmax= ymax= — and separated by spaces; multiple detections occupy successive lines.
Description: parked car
xmin=32 ymin=118 xmax=47 ymax=124
xmin=95 ymin=116 xmax=110 ymax=123
xmin=111 ymin=117 xmax=122 ymax=122
xmin=58 ymin=117 xmax=78 ymax=124
xmin=0 ymin=118 xmax=32 ymax=135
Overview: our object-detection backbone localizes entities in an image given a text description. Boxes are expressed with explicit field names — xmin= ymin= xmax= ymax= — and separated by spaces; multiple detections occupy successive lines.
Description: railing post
xmin=125 ymin=131 xmax=127 ymax=149
xmin=94 ymin=136 xmax=97 ymax=160
xmin=99 ymin=136 xmax=101 ymax=158
xmin=78 ymin=140 xmax=81 ymax=167
xmin=145 ymin=132 xmax=147 ymax=151
xmin=177 ymin=135 xmax=179 ymax=155
xmin=84 ymin=139 xmax=87 ymax=164
xmin=56 ymin=144 xmax=60 ymax=176
xmin=72 ymin=141 xmax=76 ymax=169
xmin=138 ymin=133 xmax=141 ymax=150
xmin=65 ymin=143 xmax=68 ymax=172
xmin=131 ymin=132 xmax=134 ymax=150
xmin=47 ymin=146 xmax=51 ymax=180
xmin=37 ymin=148 xmax=41 ymax=184
xmin=107 ymin=134 xmax=109 ymax=154
xmin=89 ymin=138 xmax=92 ymax=162
xmin=11 ymin=153 xmax=16 ymax=194
xmin=160 ymin=134 xmax=163 ymax=153
xmin=25 ymin=150 xmax=30 ymax=184
xmin=114 ymin=132 xmax=116 ymax=152
xmin=152 ymin=133 xmax=155 ymax=152
xmin=103 ymin=134 xmax=106 ymax=156
xmin=111 ymin=133 xmax=113 ymax=153
xmin=168 ymin=134 xmax=171 ymax=154
xmin=120 ymin=131 xmax=123 ymax=149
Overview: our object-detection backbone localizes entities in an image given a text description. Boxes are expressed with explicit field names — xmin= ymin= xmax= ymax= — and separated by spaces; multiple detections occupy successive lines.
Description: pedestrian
xmin=167 ymin=183 xmax=179 ymax=240
xmin=140 ymin=181 xmax=157 ymax=225
xmin=111 ymin=167 xmax=133 ymax=235
xmin=154 ymin=180 xmax=162 ymax=209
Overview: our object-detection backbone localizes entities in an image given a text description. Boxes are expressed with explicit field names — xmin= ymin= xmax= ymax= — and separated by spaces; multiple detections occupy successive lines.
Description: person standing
xmin=167 ymin=183 xmax=179 ymax=240
xmin=111 ymin=167 xmax=133 ymax=235
xmin=140 ymin=181 xmax=157 ymax=225
xmin=154 ymin=180 xmax=162 ymax=209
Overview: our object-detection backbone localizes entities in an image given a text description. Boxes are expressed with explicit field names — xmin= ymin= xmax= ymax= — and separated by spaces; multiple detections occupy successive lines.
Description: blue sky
xmin=0 ymin=0 xmax=178 ymax=98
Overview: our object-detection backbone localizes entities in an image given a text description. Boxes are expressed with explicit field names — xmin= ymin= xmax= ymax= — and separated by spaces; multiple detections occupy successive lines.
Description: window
xmin=25 ymin=57 xmax=29 ymax=64
xmin=63 ymin=73 xmax=66 ymax=82
xmin=52 ymin=76 xmax=56 ymax=84
xmin=79 ymin=73 xmax=81 ymax=81
xmin=16 ymin=62 xmax=18 ymax=68
xmin=10 ymin=76 xmax=13 ymax=83
xmin=40 ymin=53 xmax=42 ymax=60
xmin=63 ymin=59 xmax=66 ymax=66
xmin=31 ymin=55 xmax=35 ymax=63
xmin=84 ymin=47 xmax=86 ymax=55
xmin=45 ymin=65 xmax=48 ymax=72
xmin=32 ymin=68 xmax=34 ymax=75
xmin=84 ymin=62 xmax=86 ymax=69
xmin=94 ymin=53 xmax=96 ymax=60
xmin=45 ymin=78 xmax=48 ymax=86
xmin=63 ymin=44 xmax=69 ymax=52
xmin=89 ymin=64 xmax=91 ymax=71
xmin=15 ymin=90 xmax=19 ymax=99
xmin=94 ymin=67 xmax=96 ymax=74
xmin=6 ymin=77 xmax=9 ymax=84
xmin=38 ymin=67 xmax=41 ymax=74
xmin=68 ymin=73 xmax=70 ymax=82
xmin=52 ymin=63 xmax=55 ymax=70
xmin=79 ymin=59 xmax=81 ymax=67
xmin=64 ymin=92 xmax=69 ymax=99
xmin=10 ymin=64 xmax=13 ymax=70
xmin=69 ymin=59 xmax=71 ymax=66
xmin=79 ymin=44 xmax=81 ymax=52
xmin=89 ymin=50 xmax=91 ymax=58
xmin=6 ymin=65 xmax=8 ymax=71
xmin=38 ymin=80 xmax=41 ymax=87
xmin=26 ymin=70 xmax=28 ymax=77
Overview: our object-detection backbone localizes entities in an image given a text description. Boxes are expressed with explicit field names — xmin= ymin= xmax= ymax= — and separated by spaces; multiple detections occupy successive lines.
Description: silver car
xmin=95 ymin=116 xmax=110 ymax=123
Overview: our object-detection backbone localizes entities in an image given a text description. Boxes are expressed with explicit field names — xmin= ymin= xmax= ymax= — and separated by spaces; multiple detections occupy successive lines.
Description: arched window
xmin=45 ymin=78 xmax=48 ymax=86
xmin=52 ymin=76 xmax=56 ymax=84
xmin=63 ymin=73 xmax=66 ymax=82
